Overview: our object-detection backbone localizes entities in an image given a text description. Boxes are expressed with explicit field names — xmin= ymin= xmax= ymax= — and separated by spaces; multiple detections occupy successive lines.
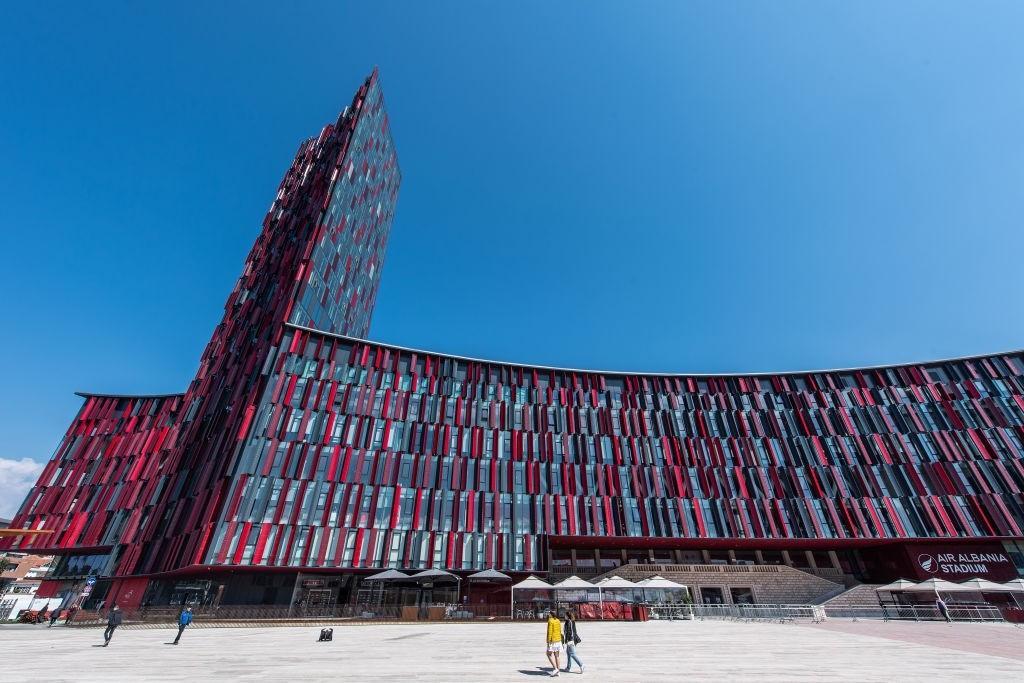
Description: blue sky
xmin=2 ymin=2 xmax=1024 ymax=512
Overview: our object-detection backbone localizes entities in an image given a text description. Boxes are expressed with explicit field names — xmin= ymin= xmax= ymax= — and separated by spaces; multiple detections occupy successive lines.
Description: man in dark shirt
xmin=936 ymin=596 xmax=952 ymax=623
xmin=103 ymin=605 xmax=123 ymax=646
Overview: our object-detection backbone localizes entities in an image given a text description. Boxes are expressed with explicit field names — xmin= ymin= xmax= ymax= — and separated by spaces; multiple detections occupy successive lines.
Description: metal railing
xmin=822 ymin=606 xmax=891 ymax=619
xmin=61 ymin=601 xmax=1008 ymax=627
xmin=68 ymin=603 xmax=515 ymax=627
xmin=879 ymin=604 xmax=1004 ymax=622
xmin=689 ymin=603 xmax=826 ymax=622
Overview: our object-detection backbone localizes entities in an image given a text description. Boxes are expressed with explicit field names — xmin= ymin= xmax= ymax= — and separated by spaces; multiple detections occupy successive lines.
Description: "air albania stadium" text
xmin=934 ymin=552 xmax=1010 ymax=574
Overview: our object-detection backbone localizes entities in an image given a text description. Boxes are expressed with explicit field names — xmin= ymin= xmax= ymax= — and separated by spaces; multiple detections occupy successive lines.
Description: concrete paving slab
xmin=2 ymin=620 xmax=1022 ymax=681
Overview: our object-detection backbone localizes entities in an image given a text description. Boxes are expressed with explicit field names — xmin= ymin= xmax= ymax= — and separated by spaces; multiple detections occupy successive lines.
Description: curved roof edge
xmin=75 ymin=391 xmax=186 ymax=400
xmin=286 ymin=323 xmax=1023 ymax=379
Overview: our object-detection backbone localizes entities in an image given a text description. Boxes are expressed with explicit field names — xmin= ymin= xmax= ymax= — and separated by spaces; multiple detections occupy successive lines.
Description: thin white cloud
xmin=0 ymin=457 xmax=44 ymax=519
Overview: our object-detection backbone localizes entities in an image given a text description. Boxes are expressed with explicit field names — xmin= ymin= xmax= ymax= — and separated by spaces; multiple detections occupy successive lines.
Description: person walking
xmin=562 ymin=610 xmax=584 ymax=674
xmin=172 ymin=606 xmax=193 ymax=645
xmin=49 ymin=607 xmax=61 ymax=627
xmin=102 ymin=604 xmax=123 ymax=646
xmin=935 ymin=596 xmax=952 ymax=623
xmin=545 ymin=609 xmax=564 ymax=677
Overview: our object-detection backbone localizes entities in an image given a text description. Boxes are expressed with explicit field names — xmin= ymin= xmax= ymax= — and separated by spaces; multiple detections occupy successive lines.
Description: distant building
xmin=1 ymin=69 xmax=1022 ymax=613
xmin=0 ymin=553 xmax=57 ymax=620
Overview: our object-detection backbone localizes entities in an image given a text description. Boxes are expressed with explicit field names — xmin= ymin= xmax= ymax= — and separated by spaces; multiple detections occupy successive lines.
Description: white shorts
xmin=547 ymin=642 xmax=563 ymax=653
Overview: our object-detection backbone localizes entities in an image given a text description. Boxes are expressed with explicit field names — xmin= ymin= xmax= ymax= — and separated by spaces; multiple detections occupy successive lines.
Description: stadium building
xmin=4 ymin=70 xmax=1024 ymax=612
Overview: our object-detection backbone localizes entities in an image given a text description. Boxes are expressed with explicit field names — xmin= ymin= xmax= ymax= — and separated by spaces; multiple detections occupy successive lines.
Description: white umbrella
xmin=875 ymin=579 xmax=919 ymax=593
xmin=362 ymin=569 xmax=410 ymax=609
xmin=595 ymin=576 xmax=638 ymax=615
xmin=875 ymin=579 xmax=919 ymax=605
xmin=902 ymin=578 xmax=968 ymax=593
xmin=635 ymin=575 xmax=687 ymax=589
xmin=1000 ymin=578 xmax=1024 ymax=592
xmin=511 ymin=576 xmax=554 ymax=620
xmin=512 ymin=576 xmax=555 ymax=590
xmin=902 ymin=578 xmax=969 ymax=606
xmin=467 ymin=569 xmax=512 ymax=582
xmin=364 ymin=569 xmax=411 ymax=581
xmin=552 ymin=576 xmax=595 ymax=590
xmin=552 ymin=576 xmax=597 ymax=616
xmin=636 ymin=575 xmax=688 ymax=605
xmin=411 ymin=568 xmax=460 ymax=581
xmin=957 ymin=578 xmax=1006 ymax=592
xmin=1000 ymin=578 xmax=1024 ymax=607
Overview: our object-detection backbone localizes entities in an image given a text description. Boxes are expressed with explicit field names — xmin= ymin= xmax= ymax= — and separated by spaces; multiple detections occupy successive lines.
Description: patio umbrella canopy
xmin=512 ymin=576 xmax=555 ymax=591
xmin=467 ymin=569 xmax=512 ymax=581
xmin=875 ymin=579 xmax=920 ymax=593
xmin=511 ymin=576 xmax=555 ymax=620
xmin=411 ymin=569 xmax=460 ymax=581
xmin=552 ymin=576 xmax=596 ymax=590
xmin=364 ymin=569 xmax=411 ymax=581
xmin=1001 ymin=579 xmax=1024 ymax=592
xmin=597 ymin=577 xmax=638 ymax=589
xmin=636 ymin=576 xmax=687 ymax=590
xmin=902 ymin=578 xmax=968 ymax=592
xmin=957 ymin=578 xmax=1007 ymax=592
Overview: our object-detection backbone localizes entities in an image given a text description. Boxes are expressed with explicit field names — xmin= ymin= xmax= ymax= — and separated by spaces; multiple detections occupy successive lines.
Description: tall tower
xmin=1 ymin=70 xmax=401 ymax=590
xmin=135 ymin=69 xmax=401 ymax=575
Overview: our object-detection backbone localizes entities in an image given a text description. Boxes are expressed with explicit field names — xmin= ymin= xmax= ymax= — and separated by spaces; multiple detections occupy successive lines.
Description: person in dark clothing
xmin=172 ymin=607 xmax=193 ymax=645
xmin=103 ymin=605 xmax=123 ymax=646
xmin=935 ymin=596 xmax=952 ymax=623
xmin=562 ymin=610 xmax=584 ymax=673
xmin=49 ymin=607 xmax=61 ymax=627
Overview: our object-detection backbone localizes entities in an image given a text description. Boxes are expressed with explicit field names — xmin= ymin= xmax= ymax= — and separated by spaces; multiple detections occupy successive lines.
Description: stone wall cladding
xmin=604 ymin=563 xmax=844 ymax=605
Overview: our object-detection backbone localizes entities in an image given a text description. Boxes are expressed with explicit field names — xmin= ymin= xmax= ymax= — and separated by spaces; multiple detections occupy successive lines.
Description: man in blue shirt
xmin=173 ymin=606 xmax=193 ymax=645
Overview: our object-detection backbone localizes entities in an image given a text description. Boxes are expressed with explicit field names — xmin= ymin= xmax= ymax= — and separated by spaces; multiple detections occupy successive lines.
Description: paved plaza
xmin=2 ymin=619 xmax=1022 ymax=681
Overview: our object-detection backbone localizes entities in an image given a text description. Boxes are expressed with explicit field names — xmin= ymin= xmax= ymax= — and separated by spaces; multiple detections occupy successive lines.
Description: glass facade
xmin=201 ymin=327 xmax=1024 ymax=573
xmin=290 ymin=77 xmax=400 ymax=338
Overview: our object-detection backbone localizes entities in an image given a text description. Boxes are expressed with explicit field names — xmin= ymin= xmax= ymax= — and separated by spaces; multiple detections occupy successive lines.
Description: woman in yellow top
xmin=545 ymin=610 xmax=563 ymax=677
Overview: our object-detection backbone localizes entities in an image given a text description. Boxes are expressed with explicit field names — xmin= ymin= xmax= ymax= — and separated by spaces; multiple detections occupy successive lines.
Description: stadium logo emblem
xmin=918 ymin=554 xmax=937 ymax=573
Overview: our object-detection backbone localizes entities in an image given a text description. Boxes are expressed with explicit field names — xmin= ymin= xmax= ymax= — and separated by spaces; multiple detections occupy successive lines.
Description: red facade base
xmin=106 ymin=577 xmax=150 ymax=611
